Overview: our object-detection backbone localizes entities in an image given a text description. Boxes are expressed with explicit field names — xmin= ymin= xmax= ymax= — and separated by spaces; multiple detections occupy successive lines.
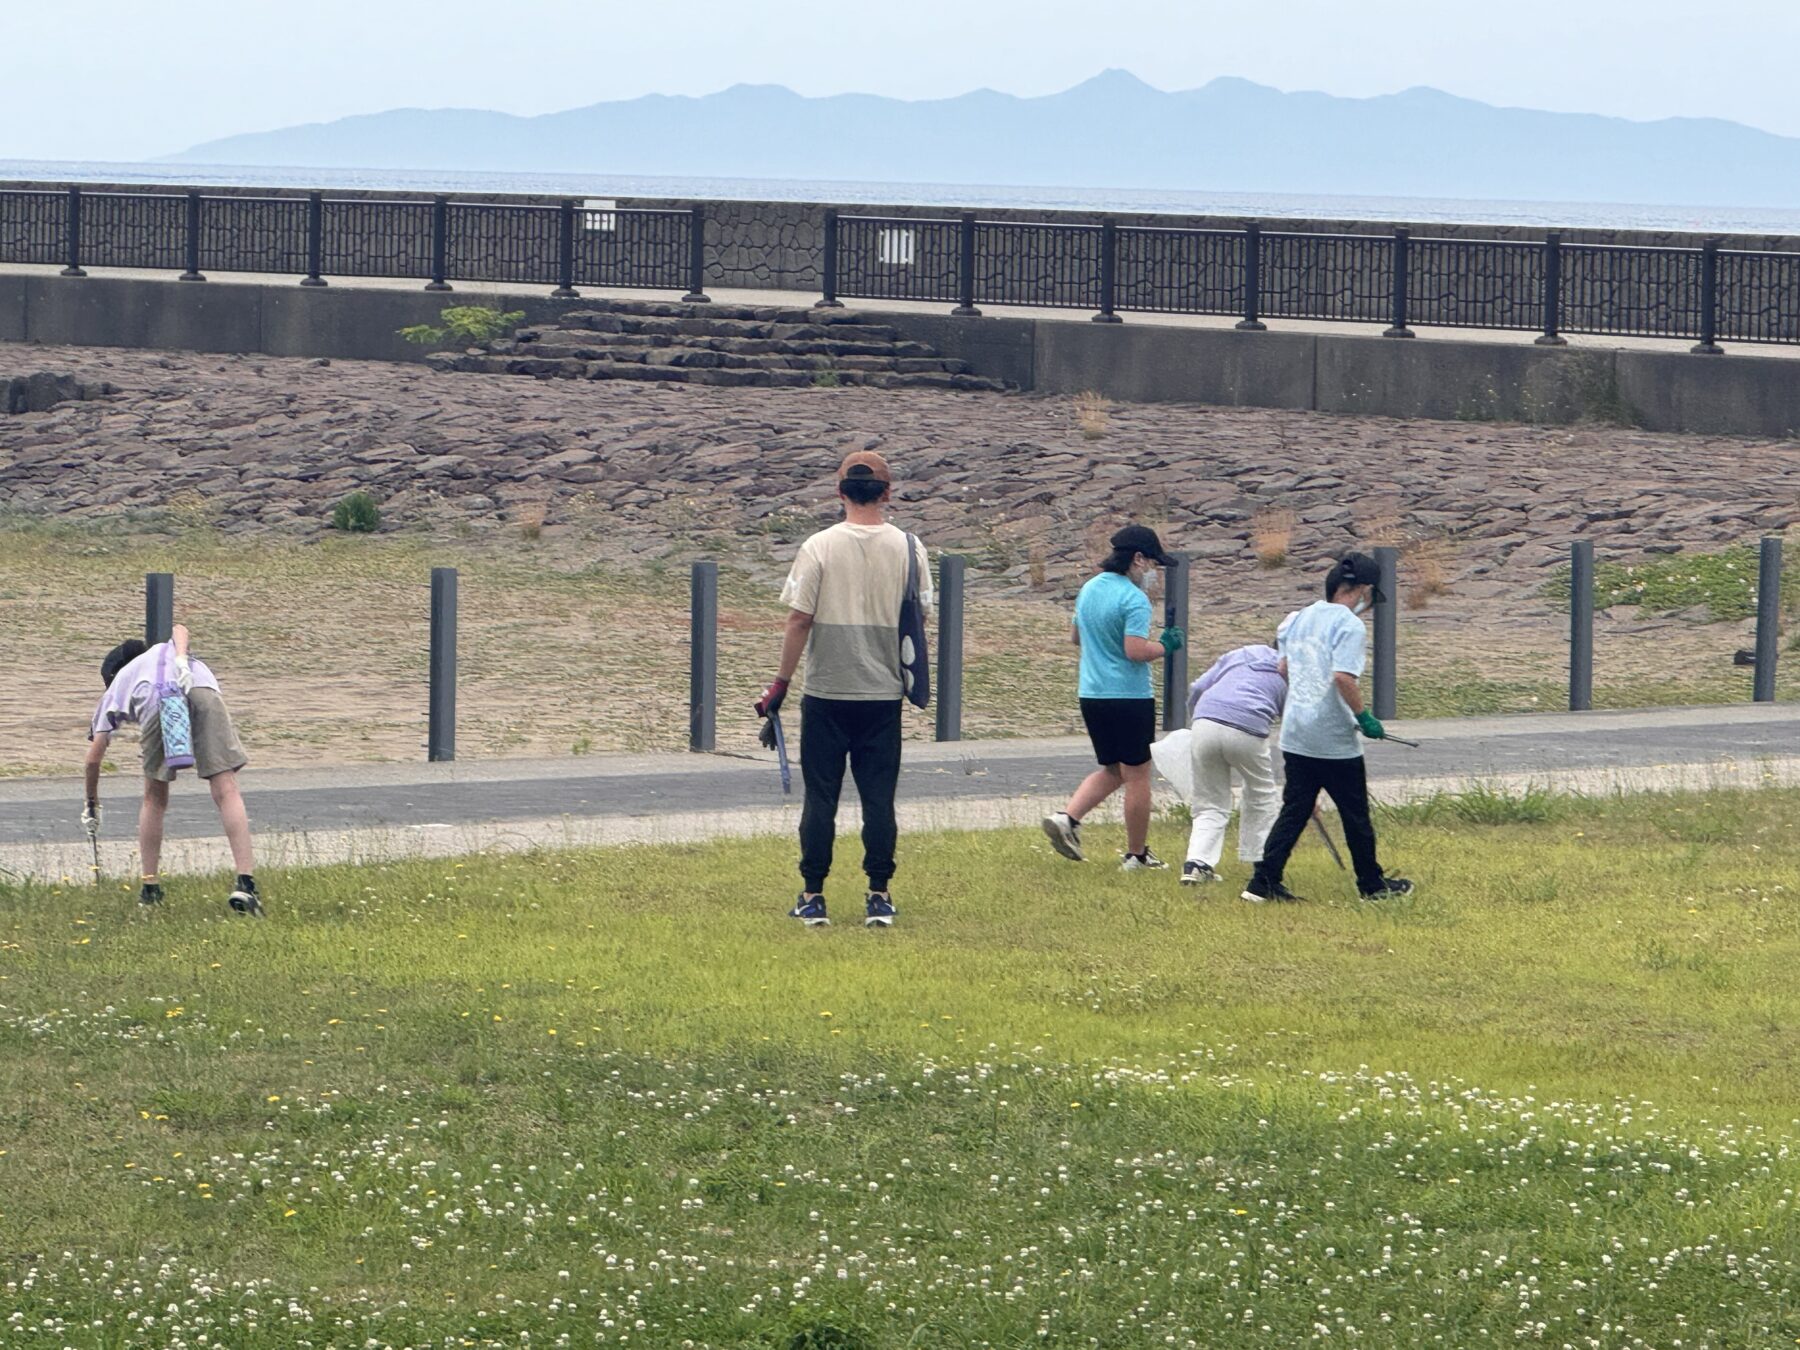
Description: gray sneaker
xmin=1120 ymin=849 xmax=1168 ymax=871
xmin=1180 ymin=861 xmax=1219 ymax=885
xmin=1041 ymin=812 xmax=1084 ymax=862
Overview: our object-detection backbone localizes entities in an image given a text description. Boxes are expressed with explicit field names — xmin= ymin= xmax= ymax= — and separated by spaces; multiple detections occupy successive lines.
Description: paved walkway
xmin=3 ymin=705 xmax=1795 ymax=882
xmin=3 ymin=261 xmax=1783 ymax=359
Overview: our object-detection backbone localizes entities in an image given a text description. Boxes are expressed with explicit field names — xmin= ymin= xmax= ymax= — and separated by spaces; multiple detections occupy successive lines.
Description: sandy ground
xmin=3 ymin=344 xmax=1796 ymax=777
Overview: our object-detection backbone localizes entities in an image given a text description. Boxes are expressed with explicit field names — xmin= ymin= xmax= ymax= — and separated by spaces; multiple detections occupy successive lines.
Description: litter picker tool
xmin=1383 ymin=733 xmax=1422 ymax=749
xmin=769 ymin=710 xmax=792 ymax=795
xmin=1310 ymin=807 xmax=1346 ymax=870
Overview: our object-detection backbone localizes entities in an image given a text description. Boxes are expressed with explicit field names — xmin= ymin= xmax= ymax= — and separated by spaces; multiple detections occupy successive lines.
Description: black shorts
xmin=1079 ymin=697 xmax=1157 ymax=768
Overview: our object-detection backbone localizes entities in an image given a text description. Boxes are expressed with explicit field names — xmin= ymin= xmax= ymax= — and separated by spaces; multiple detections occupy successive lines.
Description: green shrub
xmin=399 ymin=305 xmax=527 ymax=349
xmin=331 ymin=491 xmax=381 ymax=534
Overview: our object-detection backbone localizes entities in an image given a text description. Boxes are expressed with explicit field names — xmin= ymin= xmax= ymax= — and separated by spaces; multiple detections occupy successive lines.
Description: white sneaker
xmin=1120 ymin=849 xmax=1168 ymax=871
xmin=1041 ymin=812 xmax=1084 ymax=862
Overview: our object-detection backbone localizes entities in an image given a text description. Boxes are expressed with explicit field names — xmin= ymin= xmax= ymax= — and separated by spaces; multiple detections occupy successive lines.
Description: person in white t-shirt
xmin=756 ymin=451 xmax=931 ymax=929
xmin=1242 ymin=553 xmax=1411 ymax=904
xmin=82 ymin=624 xmax=261 ymax=915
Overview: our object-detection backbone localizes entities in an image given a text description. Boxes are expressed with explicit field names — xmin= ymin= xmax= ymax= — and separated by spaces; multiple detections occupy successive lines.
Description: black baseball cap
xmin=1109 ymin=524 xmax=1175 ymax=566
xmin=1327 ymin=552 xmax=1386 ymax=604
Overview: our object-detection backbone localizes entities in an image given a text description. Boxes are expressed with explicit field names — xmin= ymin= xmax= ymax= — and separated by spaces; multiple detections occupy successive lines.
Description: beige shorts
xmin=141 ymin=687 xmax=249 ymax=782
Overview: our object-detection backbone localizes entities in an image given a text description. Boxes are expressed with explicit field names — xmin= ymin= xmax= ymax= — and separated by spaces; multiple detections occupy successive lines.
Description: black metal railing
xmin=8 ymin=182 xmax=1800 ymax=351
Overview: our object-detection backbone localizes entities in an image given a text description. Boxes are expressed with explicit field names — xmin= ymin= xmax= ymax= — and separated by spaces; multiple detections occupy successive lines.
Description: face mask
xmin=1352 ymin=597 xmax=1371 ymax=616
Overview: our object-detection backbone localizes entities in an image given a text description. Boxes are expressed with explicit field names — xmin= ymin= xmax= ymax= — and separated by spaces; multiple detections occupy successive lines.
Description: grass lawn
xmin=3 ymin=790 xmax=1800 ymax=1346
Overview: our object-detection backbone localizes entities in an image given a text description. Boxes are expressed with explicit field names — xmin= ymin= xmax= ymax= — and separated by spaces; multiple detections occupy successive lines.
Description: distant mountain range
xmin=166 ymin=72 xmax=1800 ymax=208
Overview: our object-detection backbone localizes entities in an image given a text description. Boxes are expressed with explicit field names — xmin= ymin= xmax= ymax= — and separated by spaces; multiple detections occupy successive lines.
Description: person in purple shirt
xmin=1179 ymin=642 xmax=1288 ymax=886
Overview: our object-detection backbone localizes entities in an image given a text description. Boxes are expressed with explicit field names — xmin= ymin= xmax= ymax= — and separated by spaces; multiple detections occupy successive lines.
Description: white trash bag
xmin=1150 ymin=727 xmax=1195 ymax=804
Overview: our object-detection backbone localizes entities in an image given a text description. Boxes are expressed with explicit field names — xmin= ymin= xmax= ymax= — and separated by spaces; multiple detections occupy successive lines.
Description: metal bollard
xmin=689 ymin=561 xmax=718 ymax=752
xmin=1372 ymin=545 xmax=1398 ymax=720
xmin=1754 ymin=535 xmax=1783 ymax=703
xmin=1569 ymin=540 xmax=1594 ymax=711
xmin=1161 ymin=552 xmax=1190 ymax=732
xmin=144 ymin=573 xmax=174 ymax=645
xmin=935 ymin=554 xmax=966 ymax=742
xmin=428 ymin=567 xmax=457 ymax=761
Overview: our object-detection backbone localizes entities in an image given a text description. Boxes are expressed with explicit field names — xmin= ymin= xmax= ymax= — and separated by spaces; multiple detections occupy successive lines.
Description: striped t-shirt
xmin=781 ymin=522 xmax=933 ymax=701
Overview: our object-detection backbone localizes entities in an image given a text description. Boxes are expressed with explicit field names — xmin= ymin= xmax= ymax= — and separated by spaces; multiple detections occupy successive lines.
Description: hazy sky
xmin=9 ymin=0 xmax=1800 ymax=162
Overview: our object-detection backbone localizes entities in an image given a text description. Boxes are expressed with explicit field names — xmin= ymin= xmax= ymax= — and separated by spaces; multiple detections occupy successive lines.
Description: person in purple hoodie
xmin=1178 ymin=641 xmax=1288 ymax=887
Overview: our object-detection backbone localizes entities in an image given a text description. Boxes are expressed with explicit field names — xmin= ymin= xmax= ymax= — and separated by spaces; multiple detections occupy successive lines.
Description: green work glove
xmin=1355 ymin=709 xmax=1386 ymax=740
xmin=1158 ymin=626 xmax=1186 ymax=656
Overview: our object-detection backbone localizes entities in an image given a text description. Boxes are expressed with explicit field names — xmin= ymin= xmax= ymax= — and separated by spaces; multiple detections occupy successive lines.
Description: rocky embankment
xmin=3 ymin=344 xmax=1798 ymax=600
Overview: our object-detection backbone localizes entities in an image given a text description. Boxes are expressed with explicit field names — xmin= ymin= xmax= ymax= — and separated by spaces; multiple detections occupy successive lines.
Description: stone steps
xmin=425 ymin=299 xmax=1006 ymax=393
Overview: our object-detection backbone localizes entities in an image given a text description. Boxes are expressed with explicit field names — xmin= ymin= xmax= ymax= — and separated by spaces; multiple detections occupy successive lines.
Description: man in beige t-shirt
xmin=756 ymin=451 xmax=932 ymax=928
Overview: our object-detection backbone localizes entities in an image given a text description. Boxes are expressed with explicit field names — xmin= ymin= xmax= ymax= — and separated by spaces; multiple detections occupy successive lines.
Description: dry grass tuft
xmin=1073 ymin=390 xmax=1111 ymax=441
xmin=1404 ymin=536 xmax=1454 ymax=609
xmin=1251 ymin=507 xmax=1298 ymax=569
xmin=516 ymin=501 xmax=548 ymax=542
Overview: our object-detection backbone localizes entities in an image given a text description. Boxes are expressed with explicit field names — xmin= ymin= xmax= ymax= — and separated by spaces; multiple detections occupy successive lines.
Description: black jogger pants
xmin=1252 ymin=751 xmax=1386 ymax=894
xmin=798 ymin=695 xmax=904 ymax=894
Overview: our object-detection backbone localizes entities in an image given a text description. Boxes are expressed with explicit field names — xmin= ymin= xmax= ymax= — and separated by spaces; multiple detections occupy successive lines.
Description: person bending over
xmin=83 ymin=625 xmax=261 ymax=915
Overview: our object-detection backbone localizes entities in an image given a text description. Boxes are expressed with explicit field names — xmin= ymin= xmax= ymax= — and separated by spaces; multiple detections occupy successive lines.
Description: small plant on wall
xmin=399 ymin=306 xmax=526 ymax=349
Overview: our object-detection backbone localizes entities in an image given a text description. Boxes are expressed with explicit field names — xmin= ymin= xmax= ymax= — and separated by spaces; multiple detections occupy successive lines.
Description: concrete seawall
xmin=4 ymin=271 xmax=1799 ymax=437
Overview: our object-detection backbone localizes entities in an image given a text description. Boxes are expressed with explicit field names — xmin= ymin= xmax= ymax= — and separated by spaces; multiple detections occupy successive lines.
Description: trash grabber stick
xmin=771 ymin=710 xmax=793 ymax=796
xmin=1310 ymin=808 xmax=1347 ymax=871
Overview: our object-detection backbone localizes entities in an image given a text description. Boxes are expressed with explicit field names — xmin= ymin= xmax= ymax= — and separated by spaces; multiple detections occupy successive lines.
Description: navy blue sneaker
xmin=865 ymin=892 xmax=896 ymax=928
xmin=787 ymin=894 xmax=829 ymax=927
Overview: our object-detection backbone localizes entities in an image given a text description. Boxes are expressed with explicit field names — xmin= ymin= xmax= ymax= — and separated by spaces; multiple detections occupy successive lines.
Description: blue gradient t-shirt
xmin=1277 ymin=600 xmax=1368 ymax=759
xmin=1073 ymin=572 xmax=1153 ymax=699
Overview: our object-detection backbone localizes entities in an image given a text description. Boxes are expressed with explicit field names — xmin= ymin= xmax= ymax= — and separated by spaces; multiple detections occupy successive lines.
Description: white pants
xmin=1185 ymin=719 xmax=1280 ymax=867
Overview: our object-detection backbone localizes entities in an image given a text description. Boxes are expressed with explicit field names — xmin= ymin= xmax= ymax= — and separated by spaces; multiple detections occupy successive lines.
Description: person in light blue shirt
xmin=1242 ymin=552 xmax=1412 ymax=904
xmin=1042 ymin=525 xmax=1185 ymax=871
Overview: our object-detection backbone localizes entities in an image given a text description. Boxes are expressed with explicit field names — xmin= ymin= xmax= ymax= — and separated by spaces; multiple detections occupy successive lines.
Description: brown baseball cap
xmin=838 ymin=450 xmax=892 ymax=485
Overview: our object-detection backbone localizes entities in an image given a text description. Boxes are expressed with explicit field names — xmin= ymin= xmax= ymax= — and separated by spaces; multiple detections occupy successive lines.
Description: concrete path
xmin=5 ymin=261 xmax=1783 ymax=360
xmin=2 ymin=705 xmax=1795 ymax=882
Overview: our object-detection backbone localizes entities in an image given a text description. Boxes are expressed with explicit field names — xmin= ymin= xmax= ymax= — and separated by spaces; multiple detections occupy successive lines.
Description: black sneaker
xmin=1041 ymin=812 xmax=1084 ymax=862
xmin=228 ymin=883 xmax=264 ymax=918
xmin=1180 ymin=861 xmax=1219 ymax=886
xmin=787 ymin=894 xmax=829 ymax=927
xmin=1240 ymin=876 xmax=1302 ymax=904
xmin=139 ymin=882 xmax=164 ymax=907
xmin=1360 ymin=877 xmax=1414 ymax=900
xmin=864 ymin=893 xmax=896 ymax=928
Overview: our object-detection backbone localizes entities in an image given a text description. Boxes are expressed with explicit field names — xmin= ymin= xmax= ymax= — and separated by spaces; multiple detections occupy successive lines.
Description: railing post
xmin=688 ymin=561 xmax=718 ymax=752
xmin=1569 ymin=540 xmax=1594 ymax=712
xmin=1235 ymin=222 xmax=1265 ymax=330
xmin=551 ymin=198 xmax=580 ymax=299
xmin=1382 ymin=227 xmax=1413 ymax=338
xmin=1372 ymin=546 xmax=1399 ymax=720
xmin=428 ymin=566 xmax=457 ymax=762
xmin=934 ymin=554 xmax=966 ymax=742
xmin=817 ymin=208 xmax=843 ymax=308
xmin=1535 ymin=232 xmax=1566 ymax=346
xmin=951 ymin=212 xmax=981 ymax=317
xmin=300 ymin=191 xmax=328 ymax=287
xmin=1093 ymin=217 xmax=1122 ymax=323
xmin=144 ymin=573 xmax=174 ymax=645
xmin=681 ymin=204 xmax=711 ymax=303
xmin=60 ymin=186 xmax=85 ymax=277
xmin=178 ymin=190 xmax=205 ymax=282
xmin=1161 ymin=552 xmax=1190 ymax=732
xmin=1691 ymin=237 xmax=1723 ymax=355
xmin=425 ymin=196 xmax=452 ymax=292
xmin=1753 ymin=535 xmax=1782 ymax=703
